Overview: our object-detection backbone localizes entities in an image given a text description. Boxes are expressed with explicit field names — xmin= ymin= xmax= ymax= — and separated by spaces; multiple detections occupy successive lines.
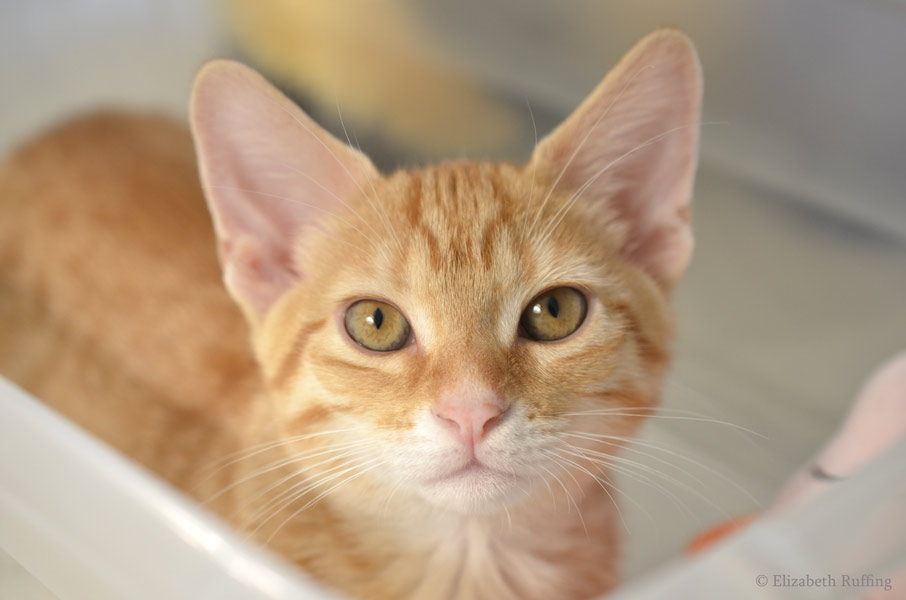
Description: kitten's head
xmin=191 ymin=30 xmax=701 ymax=514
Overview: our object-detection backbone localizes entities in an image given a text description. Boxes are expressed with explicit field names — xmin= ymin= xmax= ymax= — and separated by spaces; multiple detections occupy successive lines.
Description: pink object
xmin=768 ymin=352 xmax=906 ymax=600
xmin=771 ymin=351 xmax=906 ymax=512
xmin=688 ymin=351 xmax=906 ymax=560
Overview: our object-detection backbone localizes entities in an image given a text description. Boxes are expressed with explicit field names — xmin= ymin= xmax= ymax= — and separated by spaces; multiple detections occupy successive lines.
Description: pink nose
xmin=433 ymin=387 xmax=508 ymax=448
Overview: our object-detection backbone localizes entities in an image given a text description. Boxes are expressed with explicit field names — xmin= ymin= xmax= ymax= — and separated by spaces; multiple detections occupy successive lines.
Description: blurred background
xmin=1 ymin=0 xmax=905 ymax=596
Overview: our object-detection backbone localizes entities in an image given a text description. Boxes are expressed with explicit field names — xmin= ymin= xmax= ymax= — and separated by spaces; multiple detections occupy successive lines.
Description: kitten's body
xmin=0 ymin=31 xmax=701 ymax=599
xmin=0 ymin=114 xmax=260 ymax=504
xmin=0 ymin=114 xmax=622 ymax=598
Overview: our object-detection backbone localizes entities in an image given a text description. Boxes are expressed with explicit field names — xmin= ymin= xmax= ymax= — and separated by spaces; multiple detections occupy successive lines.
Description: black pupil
xmin=372 ymin=307 xmax=384 ymax=329
xmin=547 ymin=296 xmax=560 ymax=318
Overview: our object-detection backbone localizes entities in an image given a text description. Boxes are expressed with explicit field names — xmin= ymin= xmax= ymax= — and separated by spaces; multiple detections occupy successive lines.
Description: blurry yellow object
xmin=223 ymin=0 xmax=518 ymax=156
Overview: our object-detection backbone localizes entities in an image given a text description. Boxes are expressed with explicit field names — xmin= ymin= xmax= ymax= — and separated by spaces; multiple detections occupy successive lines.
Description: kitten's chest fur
xmin=405 ymin=508 xmax=618 ymax=600
xmin=261 ymin=481 xmax=619 ymax=600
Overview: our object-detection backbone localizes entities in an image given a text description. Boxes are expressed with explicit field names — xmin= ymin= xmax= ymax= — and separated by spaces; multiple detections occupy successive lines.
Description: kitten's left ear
xmin=190 ymin=60 xmax=378 ymax=321
xmin=531 ymin=29 xmax=702 ymax=288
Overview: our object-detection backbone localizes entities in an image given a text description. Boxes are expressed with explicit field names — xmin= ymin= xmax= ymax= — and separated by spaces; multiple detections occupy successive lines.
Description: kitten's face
xmin=260 ymin=163 xmax=672 ymax=512
xmin=191 ymin=30 xmax=701 ymax=515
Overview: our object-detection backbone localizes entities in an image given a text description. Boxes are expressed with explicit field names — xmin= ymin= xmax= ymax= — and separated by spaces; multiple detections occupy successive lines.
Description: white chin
xmin=418 ymin=468 xmax=521 ymax=514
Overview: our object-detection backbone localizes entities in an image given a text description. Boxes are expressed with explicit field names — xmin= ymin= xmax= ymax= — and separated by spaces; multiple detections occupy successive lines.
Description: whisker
xmin=231 ymin=446 xmax=376 ymax=520
xmin=536 ymin=463 xmax=567 ymax=513
xmin=562 ymin=431 xmax=709 ymax=489
xmin=552 ymin=442 xmax=695 ymax=525
xmin=545 ymin=447 xmax=630 ymax=533
xmin=263 ymin=460 xmax=385 ymax=544
xmin=562 ymin=408 xmax=765 ymax=438
xmin=380 ymin=479 xmax=404 ymax=520
xmin=573 ymin=455 xmax=664 ymax=541
xmin=202 ymin=439 xmax=374 ymax=505
xmin=248 ymin=455 xmax=383 ymax=537
xmin=541 ymin=457 xmax=589 ymax=537
xmin=193 ymin=427 xmax=368 ymax=485
xmin=242 ymin=452 xmax=379 ymax=531
xmin=334 ymin=99 xmax=404 ymax=255
xmin=664 ymin=378 xmax=769 ymax=450
xmin=560 ymin=440 xmax=728 ymax=520
xmin=593 ymin=463 xmax=660 ymax=544
xmin=526 ymin=463 xmax=556 ymax=506
xmin=564 ymin=431 xmax=760 ymax=505
xmin=519 ymin=98 xmax=539 ymax=245
xmin=593 ymin=456 xmax=708 ymax=523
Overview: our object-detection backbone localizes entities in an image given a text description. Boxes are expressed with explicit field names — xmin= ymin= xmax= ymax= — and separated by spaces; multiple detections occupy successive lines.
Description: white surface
xmin=611 ymin=435 xmax=906 ymax=599
xmin=0 ymin=378 xmax=341 ymax=600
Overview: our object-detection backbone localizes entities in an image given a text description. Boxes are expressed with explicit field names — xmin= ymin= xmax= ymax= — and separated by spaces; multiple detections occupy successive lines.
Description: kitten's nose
xmin=433 ymin=387 xmax=508 ymax=448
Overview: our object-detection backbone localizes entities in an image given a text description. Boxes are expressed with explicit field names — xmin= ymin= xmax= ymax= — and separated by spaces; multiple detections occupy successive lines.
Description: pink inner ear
xmin=532 ymin=31 xmax=702 ymax=286
xmin=190 ymin=60 xmax=378 ymax=316
xmin=221 ymin=235 xmax=298 ymax=313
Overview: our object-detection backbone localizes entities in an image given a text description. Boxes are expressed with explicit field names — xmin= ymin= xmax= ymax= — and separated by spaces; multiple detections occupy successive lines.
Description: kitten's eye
xmin=344 ymin=300 xmax=412 ymax=352
xmin=520 ymin=287 xmax=588 ymax=342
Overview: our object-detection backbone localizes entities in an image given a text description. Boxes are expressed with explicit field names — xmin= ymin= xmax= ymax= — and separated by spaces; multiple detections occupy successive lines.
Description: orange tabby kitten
xmin=0 ymin=30 xmax=701 ymax=599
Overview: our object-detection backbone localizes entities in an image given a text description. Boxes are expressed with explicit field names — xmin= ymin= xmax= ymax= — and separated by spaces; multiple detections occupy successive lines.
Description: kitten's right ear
xmin=190 ymin=60 xmax=378 ymax=321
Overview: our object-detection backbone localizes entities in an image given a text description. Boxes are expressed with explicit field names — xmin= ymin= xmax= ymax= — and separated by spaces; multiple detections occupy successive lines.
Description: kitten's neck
xmin=397 ymin=493 xmax=619 ymax=599
xmin=260 ymin=472 xmax=620 ymax=600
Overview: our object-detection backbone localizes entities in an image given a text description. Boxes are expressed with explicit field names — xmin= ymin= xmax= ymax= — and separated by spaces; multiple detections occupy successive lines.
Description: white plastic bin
xmin=2 ymin=376 xmax=904 ymax=599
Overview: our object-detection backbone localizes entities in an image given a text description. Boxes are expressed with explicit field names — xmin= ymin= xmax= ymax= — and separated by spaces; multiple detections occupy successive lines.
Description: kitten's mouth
xmin=418 ymin=459 xmax=524 ymax=513
xmin=431 ymin=460 xmax=500 ymax=483
xmin=429 ymin=459 xmax=522 ymax=489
